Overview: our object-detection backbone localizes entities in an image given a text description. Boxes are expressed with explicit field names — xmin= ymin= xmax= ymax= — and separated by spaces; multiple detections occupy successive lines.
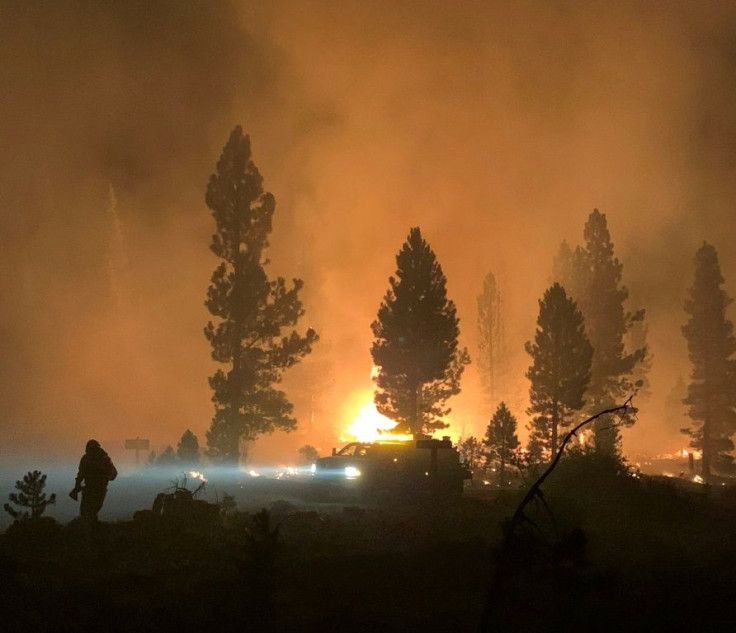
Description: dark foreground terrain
xmin=1 ymin=455 xmax=735 ymax=633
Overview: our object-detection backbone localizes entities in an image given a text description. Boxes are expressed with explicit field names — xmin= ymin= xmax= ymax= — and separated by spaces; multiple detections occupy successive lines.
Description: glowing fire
xmin=678 ymin=449 xmax=703 ymax=460
xmin=343 ymin=402 xmax=413 ymax=443
xmin=189 ymin=471 xmax=207 ymax=482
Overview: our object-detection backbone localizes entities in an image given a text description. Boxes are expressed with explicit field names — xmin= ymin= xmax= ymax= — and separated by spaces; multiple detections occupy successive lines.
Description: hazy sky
xmin=2 ymin=0 xmax=736 ymax=465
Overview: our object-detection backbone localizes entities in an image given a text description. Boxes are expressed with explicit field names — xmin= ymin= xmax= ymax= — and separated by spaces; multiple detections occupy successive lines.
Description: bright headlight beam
xmin=344 ymin=466 xmax=361 ymax=479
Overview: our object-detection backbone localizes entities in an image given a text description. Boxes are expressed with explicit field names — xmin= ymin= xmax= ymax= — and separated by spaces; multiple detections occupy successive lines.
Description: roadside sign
xmin=125 ymin=437 xmax=150 ymax=464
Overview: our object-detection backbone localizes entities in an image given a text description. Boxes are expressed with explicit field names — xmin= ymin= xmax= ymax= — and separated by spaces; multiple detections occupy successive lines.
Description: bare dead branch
xmin=477 ymin=396 xmax=634 ymax=633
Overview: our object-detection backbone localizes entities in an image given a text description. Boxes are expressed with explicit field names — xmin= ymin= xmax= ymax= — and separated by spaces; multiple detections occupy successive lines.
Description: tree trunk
xmin=499 ymin=419 xmax=506 ymax=488
xmin=702 ymin=356 xmax=712 ymax=482
xmin=702 ymin=416 xmax=711 ymax=481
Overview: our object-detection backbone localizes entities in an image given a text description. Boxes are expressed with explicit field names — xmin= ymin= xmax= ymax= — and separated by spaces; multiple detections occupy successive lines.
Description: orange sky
xmin=2 ymin=1 xmax=736 ymax=466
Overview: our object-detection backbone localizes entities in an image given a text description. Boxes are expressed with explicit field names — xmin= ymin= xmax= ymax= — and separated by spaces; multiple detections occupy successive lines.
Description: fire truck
xmin=312 ymin=436 xmax=471 ymax=499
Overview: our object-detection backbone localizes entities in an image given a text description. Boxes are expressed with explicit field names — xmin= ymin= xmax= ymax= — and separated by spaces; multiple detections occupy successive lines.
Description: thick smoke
xmin=0 ymin=1 xmax=288 ymax=460
xmin=2 ymin=1 xmax=736 ymax=467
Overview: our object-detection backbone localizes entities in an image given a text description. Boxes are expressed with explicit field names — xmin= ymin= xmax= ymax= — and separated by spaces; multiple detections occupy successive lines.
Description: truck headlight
xmin=344 ymin=466 xmax=361 ymax=479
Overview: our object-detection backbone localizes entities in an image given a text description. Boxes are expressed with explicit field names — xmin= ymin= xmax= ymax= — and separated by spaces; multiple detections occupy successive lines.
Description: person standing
xmin=69 ymin=439 xmax=117 ymax=521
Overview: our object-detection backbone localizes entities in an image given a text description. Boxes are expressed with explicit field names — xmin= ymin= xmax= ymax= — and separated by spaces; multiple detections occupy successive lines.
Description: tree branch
xmin=477 ymin=396 xmax=634 ymax=633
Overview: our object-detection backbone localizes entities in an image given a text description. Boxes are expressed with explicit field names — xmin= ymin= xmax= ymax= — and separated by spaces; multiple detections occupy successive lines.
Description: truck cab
xmin=312 ymin=437 xmax=471 ymax=499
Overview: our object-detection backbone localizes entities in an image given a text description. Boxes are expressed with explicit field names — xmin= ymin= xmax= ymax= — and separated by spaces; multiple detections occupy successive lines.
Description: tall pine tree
xmin=483 ymin=402 xmax=520 ymax=488
xmin=477 ymin=272 xmax=507 ymax=415
xmin=526 ymin=283 xmax=593 ymax=457
xmin=204 ymin=127 xmax=317 ymax=463
xmin=581 ymin=210 xmax=646 ymax=453
xmin=371 ymin=227 xmax=469 ymax=436
xmin=682 ymin=243 xmax=736 ymax=480
xmin=556 ymin=210 xmax=646 ymax=454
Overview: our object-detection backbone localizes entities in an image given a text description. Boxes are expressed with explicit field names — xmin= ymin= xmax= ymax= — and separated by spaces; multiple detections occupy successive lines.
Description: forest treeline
xmin=464 ymin=219 xmax=735 ymax=485
xmin=18 ymin=124 xmax=723 ymax=488
xmin=190 ymin=126 xmax=734 ymax=485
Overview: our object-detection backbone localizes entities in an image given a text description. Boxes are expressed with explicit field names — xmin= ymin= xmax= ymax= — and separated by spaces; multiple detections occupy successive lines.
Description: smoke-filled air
xmin=3 ymin=0 xmax=736 ymax=467
xmin=7 ymin=4 xmax=736 ymax=632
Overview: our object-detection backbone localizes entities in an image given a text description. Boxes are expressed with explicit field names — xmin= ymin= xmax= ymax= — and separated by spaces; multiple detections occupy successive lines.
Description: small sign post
xmin=125 ymin=437 xmax=150 ymax=465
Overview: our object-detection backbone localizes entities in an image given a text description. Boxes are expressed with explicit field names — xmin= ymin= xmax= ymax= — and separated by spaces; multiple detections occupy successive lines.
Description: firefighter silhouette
xmin=69 ymin=439 xmax=117 ymax=521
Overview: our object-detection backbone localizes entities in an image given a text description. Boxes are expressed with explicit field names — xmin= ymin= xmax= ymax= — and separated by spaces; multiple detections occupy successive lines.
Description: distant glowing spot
xmin=189 ymin=471 xmax=207 ymax=482
xmin=248 ymin=470 xmax=260 ymax=478
xmin=693 ymin=475 xmax=704 ymax=484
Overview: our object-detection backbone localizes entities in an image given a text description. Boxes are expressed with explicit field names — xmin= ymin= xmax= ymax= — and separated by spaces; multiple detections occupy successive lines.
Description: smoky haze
xmin=2 ymin=0 xmax=736 ymax=469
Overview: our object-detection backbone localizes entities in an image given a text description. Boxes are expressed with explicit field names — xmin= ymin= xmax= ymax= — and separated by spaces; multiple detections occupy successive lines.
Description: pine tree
xmin=477 ymin=272 xmax=506 ymax=415
xmin=204 ymin=127 xmax=317 ymax=463
xmin=551 ymin=240 xmax=587 ymax=298
xmin=4 ymin=470 xmax=56 ymax=520
xmin=458 ymin=436 xmax=483 ymax=472
xmin=176 ymin=430 xmax=200 ymax=465
xmin=371 ymin=227 xmax=469 ymax=436
xmin=665 ymin=375 xmax=689 ymax=435
xmin=681 ymin=242 xmax=736 ymax=480
xmin=418 ymin=347 xmax=471 ymax=434
xmin=525 ymin=283 xmax=593 ymax=457
xmin=483 ymin=402 xmax=520 ymax=487
xmin=627 ymin=304 xmax=653 ymax=404
xmin=156 ymin=445 xmax=177 ymax=466
xmin=572 ymin=210 xmax=646 ymax=454
xmin=525 ymin=416 xmax=548 ymax=464
xmin=282 ymin=337 xmax=335 ymax=438
xmin=297 ymin=444 xmax=319 ymax=465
